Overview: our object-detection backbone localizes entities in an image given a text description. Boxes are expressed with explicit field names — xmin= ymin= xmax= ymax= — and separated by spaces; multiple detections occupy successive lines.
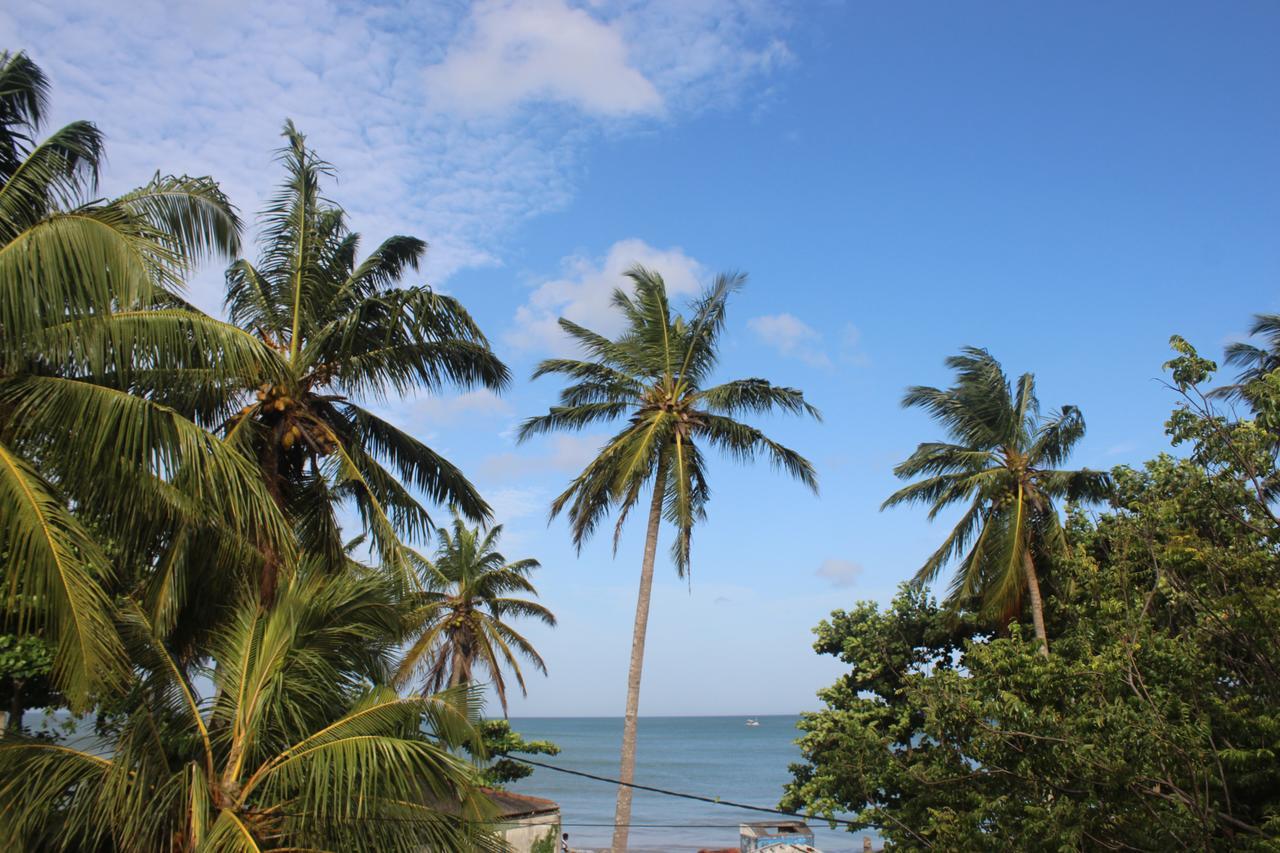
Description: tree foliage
xmin=0 ymin=564 xmax=502 ymax=851
xmin=882 ymin=347 xmax=1110 ymax=652
xmin=466 ymin=719 xmax=561 ymax=787
xmin=520 ymin=265 xmax=819 ymax=851
xmin=785 ymin=340 xmax=1280 ymax=850
xmin=204 ymin=121 xmax=509 ymax=602
xmin=519 ymin=266 xmax=819 ymax=572
xmin=0 ymin=49 xmax=293 ymax=709
xmin=398 ymin=513 xmax=555 ymax=716
xmin=0 ymin=52 xmax=514 ymax=851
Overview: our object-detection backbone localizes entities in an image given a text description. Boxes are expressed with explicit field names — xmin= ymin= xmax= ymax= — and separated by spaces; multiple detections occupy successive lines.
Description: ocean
xmin=506 ymin=716 xmax=868 ymax=852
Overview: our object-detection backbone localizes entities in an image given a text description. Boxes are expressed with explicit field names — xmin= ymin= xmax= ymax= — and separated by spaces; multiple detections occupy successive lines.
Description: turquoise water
xmin=506 ymin=716 xmax=867 ymax=852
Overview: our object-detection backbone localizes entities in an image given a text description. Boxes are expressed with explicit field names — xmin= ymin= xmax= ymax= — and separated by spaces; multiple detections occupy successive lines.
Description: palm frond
xmin=517 ymin=402 xmax=629 ymax=440
xmin=2 ymin=375 xmax=294 ymax=557
xmin=699 ymin=378 xmax=821 ymax=419
xmin=0 ymin=741 xmax=113 ymax=849
xmin=695 ymin=413 xmax=819 ymax=493
xmin=343 ymin=402 xmax=491 ymax=523
xmin=0 ymin=439 xmax=125 ymax=706
xmin=0 ymin=120 xmax=103 ymax=236
xmin=1037 ymin=468 xmax=1113 ymax=503
xmin=1029 ymin=405 xmax=1086 ymax=468
xmin=0 ymin=51 xmax=50 ymax=159
xmin=113 ymin=173 xmax=241 ymax=278
xmin=677 ymin=270 xmax=743 ymax=385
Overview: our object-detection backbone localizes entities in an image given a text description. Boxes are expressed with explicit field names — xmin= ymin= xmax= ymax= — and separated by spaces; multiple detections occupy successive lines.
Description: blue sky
xmin=6 ymin=1 xmax=1278 ymax=715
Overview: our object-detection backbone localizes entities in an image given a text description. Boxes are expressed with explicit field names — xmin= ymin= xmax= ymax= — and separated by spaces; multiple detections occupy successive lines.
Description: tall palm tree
xmin=882 ymin=348 xmax=1110 ymax=655
xmin=397 ymin=513 xmax=555 ymax=717
xmin=518 ymin=266 xmax=819 ymax=850
xmin=0 ymin=50 xmax=289 ymax=706
xmin=202 ymin=122 xmax=509 ymax=602
xmin=0 ymin=561 xmax=501 ymax=852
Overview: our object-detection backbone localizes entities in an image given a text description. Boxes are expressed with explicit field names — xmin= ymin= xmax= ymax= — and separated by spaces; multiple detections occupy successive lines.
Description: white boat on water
xmin=745 ymin=718 xmax=760 ymax=726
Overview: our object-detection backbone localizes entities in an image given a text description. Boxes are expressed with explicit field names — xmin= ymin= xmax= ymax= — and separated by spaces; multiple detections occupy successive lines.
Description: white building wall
xmin=498 ymin=812 xmax=561 ymax=853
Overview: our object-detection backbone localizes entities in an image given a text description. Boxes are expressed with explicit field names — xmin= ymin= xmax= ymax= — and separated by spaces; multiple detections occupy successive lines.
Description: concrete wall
xmin=498 ymin=811 xmax=560 ymax=853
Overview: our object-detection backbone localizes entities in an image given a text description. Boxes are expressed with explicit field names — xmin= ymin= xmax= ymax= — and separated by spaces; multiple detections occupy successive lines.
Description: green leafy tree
xmin=0 ymin=561 xmax=500 ymax=851
xmin=203 ymin=121 xmax=509 ymax=602
xmin=466 ymin=719 xmax=561 ymax=787
xmin=397 ymin=514 xmax=554 ymax=716
xmin=0 ymin=631 xmax=56 ymax=734
xmin=882 ymin=347 xmax=1109 ymax=653
xmin=786 ymin=339 xmax=1280 ymax=849
xmin=0 ymin=50 xmax=289 ymax=706
xmin=518 ymin=266 xmax=819 ymax=850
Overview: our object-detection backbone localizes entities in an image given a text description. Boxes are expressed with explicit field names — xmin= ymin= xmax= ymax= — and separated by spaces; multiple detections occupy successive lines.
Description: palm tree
xmin=397 ymin=513 xmax=555 ymax=717
xmin=882 ymin=348 xmax=1110 ymax=655
xmin=206 ymin=122 xmax=509 ymax=602
xmin=518 ymin=266 xmax=819 ymax=851
xmin=0 ymin=50 xmax=289 ymax=706
xmin=0 ymin=561 xmax=501 ymax=852
xmin=1214 ymin=313 xmax=1280 ymax=403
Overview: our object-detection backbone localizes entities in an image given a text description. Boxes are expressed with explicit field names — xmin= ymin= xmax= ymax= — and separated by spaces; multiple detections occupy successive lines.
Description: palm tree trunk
xmin=1022 ymin=550 xmax=1050 ymax=656
xmin=611 ymin=450 xmax=669 ymax=852
xmin=1 ymin=678 xmax=23 ymax=735
xmin=257 ymin=439 xmax=285 ymax=606
xmin=449 ymin=642 xmax=471 ymax=689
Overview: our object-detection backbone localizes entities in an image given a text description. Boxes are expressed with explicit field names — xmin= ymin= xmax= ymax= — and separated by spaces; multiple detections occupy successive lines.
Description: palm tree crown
xmin=1215 ymin=313 xmax=1280 ymax=403
xmin=214 ymin=122 xmax=510 ymax=597
xmin=519 ymin=266 xmax=819 ymax=571
xmin=398 ymin=513 xmax=555 ymax=717
xmin=883 ymin=347 xmax=1109 ymax=652
xmin=0 ymin=562 xmax=499 ymax=852
xmin=0 ymin=50 xmax=288 ymax=706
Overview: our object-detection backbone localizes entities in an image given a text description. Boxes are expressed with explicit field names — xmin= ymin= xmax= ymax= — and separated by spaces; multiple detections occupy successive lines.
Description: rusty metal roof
xmin=480 ymin=787 xmax=560 ymax=819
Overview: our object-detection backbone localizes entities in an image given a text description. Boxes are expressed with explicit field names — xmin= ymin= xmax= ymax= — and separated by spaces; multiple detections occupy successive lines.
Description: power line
xmin=497 ymin=752 xmax=862 ymax=830
xmin=272 ymin=814 xmax=807 ymax=829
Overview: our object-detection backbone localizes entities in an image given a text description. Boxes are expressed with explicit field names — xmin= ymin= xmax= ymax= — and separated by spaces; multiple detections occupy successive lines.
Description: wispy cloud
xmin=815 ymin=558 xmax=863 ymax=588
xmin=840 ymin=322 xmax=871 ymax=367
xmin=747 ymin=315 xmax=869 ymax=369
xmin=2 ymin=1 xmax=792 ymax=315
xmin=507 ymin=238 xmax=706 ymax=355
xmin=748 ymin=312 xmax=831 ymax=367
xmin=481 ymin=433 xmax=606 ymax=480
xmin=403 ymin=389 xmax=513 ymax=425
xmin=485 ymin=486 xmax=549 ymax=522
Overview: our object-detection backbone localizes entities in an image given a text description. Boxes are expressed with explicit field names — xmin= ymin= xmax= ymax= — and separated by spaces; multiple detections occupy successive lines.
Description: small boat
xmin=745 ymin=718 xmax=760 ymax=727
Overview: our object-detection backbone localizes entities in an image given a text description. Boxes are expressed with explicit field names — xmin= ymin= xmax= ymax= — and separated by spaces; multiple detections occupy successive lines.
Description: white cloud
xmin=404 ymin=389 xmax=513 ymax=425
xmin=616 ymin=0 xmax=794 ymax=115
xmin=747 ymin=315 xmax=869 ymax=369
xmin=840 ymin=322 xmax=871 ymax=367
xmin=815 ymin=558 xmax=863 ymax=588
xmin=507 ymin=238 xmax=706 ymax=354
xmin=748 ymin=312 xmax=831 ymax=368
xmin=482 ymin=433 xmax=606 ymax=480
xmin=1 ymin=1 xmax=792 ymax=314
xmin=423 ymin=0 xmax=662 ymax=118
xmin=485 ymin=486 xmax=548 ymax=522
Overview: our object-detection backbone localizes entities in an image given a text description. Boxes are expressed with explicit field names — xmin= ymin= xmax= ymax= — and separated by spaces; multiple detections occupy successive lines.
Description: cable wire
xmin=496 ymin=752 xmax=861 ymax=830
